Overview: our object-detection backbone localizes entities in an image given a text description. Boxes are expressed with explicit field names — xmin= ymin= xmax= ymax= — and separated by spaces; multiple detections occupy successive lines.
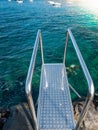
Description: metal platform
xmin=25 ymin=29 xmax=94 ymax=130
xmin=37 ymin=64 xmax=75 ymax=130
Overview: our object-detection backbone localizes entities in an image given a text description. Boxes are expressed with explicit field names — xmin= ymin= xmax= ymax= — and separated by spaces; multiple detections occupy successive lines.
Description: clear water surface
xmin=0 ymin=0 xmax=98 ymax=107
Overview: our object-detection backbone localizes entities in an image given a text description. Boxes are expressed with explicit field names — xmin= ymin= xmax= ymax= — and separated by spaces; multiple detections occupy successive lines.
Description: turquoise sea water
xmin=0 ymin=0 xmax=98 ymax=107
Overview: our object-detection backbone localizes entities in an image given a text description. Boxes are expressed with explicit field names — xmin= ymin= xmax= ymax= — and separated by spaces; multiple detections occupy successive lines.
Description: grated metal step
xmin=37 ymin=64 xmax=75 ymax=130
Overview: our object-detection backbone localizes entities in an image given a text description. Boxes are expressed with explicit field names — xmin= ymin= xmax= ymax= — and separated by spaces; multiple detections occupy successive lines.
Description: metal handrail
xmin=63 ymin=28 xmax=94 ymax=130
xmin=25 ymin=30 xmax=44 ymax=130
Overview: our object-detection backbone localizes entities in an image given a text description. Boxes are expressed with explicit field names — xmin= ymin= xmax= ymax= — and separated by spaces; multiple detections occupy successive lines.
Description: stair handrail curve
xmin=25 ymin=30 xmax=44 ymax=130
xmin=63 ymin=28 xmax=94 ymax=130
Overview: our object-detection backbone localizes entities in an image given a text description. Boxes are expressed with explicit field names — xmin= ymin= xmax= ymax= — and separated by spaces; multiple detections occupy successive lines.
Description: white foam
xmin=17 ymin=0 xmax=23 ymax=4
xmin=29 ymin=0 xmax=33 ymax=2
xmin=48 ymin=1 xmax=61 ymax=7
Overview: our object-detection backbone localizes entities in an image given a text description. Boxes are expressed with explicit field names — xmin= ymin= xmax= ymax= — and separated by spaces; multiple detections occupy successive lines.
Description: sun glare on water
xmin=81 ymin=0 xmax=98 ymax=10
xmin=67 ymin=0 xmax=98 ymax=14
xmin=80 ymin=0 xmax=98 ymax=19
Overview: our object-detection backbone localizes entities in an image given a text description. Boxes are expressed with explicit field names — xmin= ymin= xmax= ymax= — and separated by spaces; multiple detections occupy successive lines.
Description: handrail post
xmin=75 ymin=94 xmax=92 ymax=130
xmin=25 ymin=30 xmax=44 ymax=130
xmin=39 ymin=31 xmax=44 ymax=65
xmin=63 ymin=32 xmax=69 ymax=65
xmin=66 ymin=28 xmax=94 ymax=130
xmin=27 ymin=94 xmax=38 ymax=130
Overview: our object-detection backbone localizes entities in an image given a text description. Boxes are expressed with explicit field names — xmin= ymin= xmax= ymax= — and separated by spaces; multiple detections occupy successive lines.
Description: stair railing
xmin=25 ymin=30 xmax=44 ymax=130
xmin=25 ymin=28 xmax=94 ymax=130
xmin=63 ymin=28 xmax=94 ymax=130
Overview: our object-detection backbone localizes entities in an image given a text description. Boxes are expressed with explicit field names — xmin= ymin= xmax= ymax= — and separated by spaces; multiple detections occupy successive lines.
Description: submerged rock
xmin=66 ymin=64 xmax=80 ymax=74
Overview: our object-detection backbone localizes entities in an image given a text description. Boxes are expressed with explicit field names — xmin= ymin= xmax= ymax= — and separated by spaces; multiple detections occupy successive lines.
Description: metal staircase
xmin=25 ymin=28 xmax=94 ymax=130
